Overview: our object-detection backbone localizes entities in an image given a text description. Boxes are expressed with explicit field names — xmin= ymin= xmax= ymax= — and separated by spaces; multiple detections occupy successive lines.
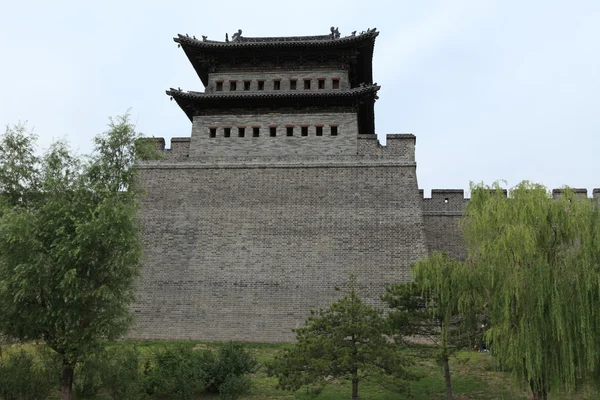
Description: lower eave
xmin=166 ymin=86 xmax=380 ymax=122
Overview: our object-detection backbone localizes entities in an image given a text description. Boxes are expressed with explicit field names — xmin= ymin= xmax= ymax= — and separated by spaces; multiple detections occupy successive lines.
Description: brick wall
xmin=207 ymin=70 xmax=350 ymax=93
xmin=131 ymin=141 xmax=426 ymax=342
xmin=190 ymin=113 xmax=358 ymax=157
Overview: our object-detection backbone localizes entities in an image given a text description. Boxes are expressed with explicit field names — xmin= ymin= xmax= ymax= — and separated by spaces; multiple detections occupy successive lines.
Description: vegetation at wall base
xmin=0 ymin=115 xmax=159 ymax=400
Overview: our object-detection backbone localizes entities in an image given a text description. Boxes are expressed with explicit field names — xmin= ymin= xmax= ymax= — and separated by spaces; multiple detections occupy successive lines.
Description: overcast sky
xmin=1 ymin=0 xmax=598 ymax=195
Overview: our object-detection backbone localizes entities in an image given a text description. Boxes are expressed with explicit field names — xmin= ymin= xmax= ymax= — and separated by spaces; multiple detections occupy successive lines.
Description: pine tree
xmin=271 ymin=275 xmax=419 ymax=400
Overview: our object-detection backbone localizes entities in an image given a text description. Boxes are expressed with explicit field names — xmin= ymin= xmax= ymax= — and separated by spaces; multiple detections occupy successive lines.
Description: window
xmin=238 ymin=127 xmax=245 ymax=137
xmin=224 ymin=127 xmax=231 ymax=137
xmin=301 ymin=126 xmax=308 ymax=136
xmin=332 ymin=78 xmax=340 ymax=89
xmin=258 ymin=80 xmax=265 ymax=90
xmin=229 ymin=81 xmax=237 ymax=91
xmin=270 ymin=126 xmax=277 ymax=137
xmin=444 ymin=198 xmax=449 ymax=204
xmin=209 ymin=128 xmax=217 ymax=138
xmin=216 ymin=81 xmax=223 ymax=91
xmin=304 ymin=79 xmax=311 ymax=90
xmin=244 ymin=81 xmax=251 ymax=91
xmin=253 ymin=127 xmax=260 ymax=137
xmin=289 ymin=79 xmax=297 ymax=90
xmin=286 ymin=126 xmax=294 ymax=136
xmin=330 ymin=125 xmax=338 ymax=136
xmin=273 ymin=80 xmax=281 ymax=90
xmin=316 ymin=126 xmax=323 ymax=136
xmin=318 ymin=79 xmax=325 ymax=89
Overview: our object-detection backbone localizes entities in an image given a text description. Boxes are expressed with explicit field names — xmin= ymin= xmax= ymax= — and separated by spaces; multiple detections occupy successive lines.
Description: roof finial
xmin=232 ymin=29 xmax=242 ymax=42
xmin=202 ymin=35 xmax=208 ymax=41
xmin=225 ymin=33 xmax=229 ymax=43
xmin=329 ymin=26 xmax=340 ymax=39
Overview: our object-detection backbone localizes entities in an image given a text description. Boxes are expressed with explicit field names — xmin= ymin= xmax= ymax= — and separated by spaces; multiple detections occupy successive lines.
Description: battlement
xmin=422 ymin=187 xmax=600 ymax=215
xmin=140 ymin=133 xmax=417 ymax=162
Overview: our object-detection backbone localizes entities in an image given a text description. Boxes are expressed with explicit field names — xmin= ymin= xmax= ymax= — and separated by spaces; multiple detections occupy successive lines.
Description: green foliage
xmin=144 ymin=345 xmax=207 ymax=400
xmin=103 ymin=346 xmax=144 ymax=400
xmin=384 ymin=253 xmax=482 ymax=400
xmin=202 ymin=341 xmax=257 ymax=399
xmin=0 ymin=114 xmax=158 ymax=399
xmin=271 ymin=275 xmax=419 ymax=399
xmin=462 ymin=181 xmax=600 ymax=397
xmin=0 ymin=350 xmax=54 ymax=400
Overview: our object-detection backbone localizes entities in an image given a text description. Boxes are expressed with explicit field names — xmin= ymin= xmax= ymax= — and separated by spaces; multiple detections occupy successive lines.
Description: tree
xmin=383 ymin=252 xmax=482 ymax=400
xmin=0 ymin=115 xmax=157 ymax=400
xmin=462 ymin=182 xmax=600 ymax=399
xmin=271 ymin=275 xmax=419 ymax=400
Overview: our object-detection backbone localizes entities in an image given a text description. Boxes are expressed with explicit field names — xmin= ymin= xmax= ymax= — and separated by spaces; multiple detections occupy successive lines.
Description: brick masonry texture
xmin=207 ymin=70 xmax=350 ymax=93
xmin=132 ymin=152 xmax=426 ymax=342
xmin=191 ymin=113 xmax=357 ymax=157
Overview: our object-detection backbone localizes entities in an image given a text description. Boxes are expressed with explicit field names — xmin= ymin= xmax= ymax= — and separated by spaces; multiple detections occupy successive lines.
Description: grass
xmin=1 ymin=340 xmax=597 ymax=399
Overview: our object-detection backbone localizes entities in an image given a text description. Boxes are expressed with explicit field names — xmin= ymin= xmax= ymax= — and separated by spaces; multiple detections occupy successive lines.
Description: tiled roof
xmin=166 ymin=84 xmax=380 ymax=101
xmin=175 ymin=29 xmax=379 ymax=49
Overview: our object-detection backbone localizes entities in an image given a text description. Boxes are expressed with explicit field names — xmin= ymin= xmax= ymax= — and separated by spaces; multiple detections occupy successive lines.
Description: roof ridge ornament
xmin=232 ymin=29 xmax=243 ymax=42
xmin=330 ymin=26 xmax=340 ymax=39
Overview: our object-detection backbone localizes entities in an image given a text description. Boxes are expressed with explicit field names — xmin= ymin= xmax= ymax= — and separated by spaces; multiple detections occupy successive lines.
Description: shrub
xmin=74 ymin=352 xmax=108 ymax=399
xmin=144 ymin=344 xmax=206 ymax=400
xmin=0 ymin=350 xmax=54 ymax=400
xmin=202 ymin=341 xmax=257 ymax=399
xmin=103 ymin=346 xmax=145 ymax=400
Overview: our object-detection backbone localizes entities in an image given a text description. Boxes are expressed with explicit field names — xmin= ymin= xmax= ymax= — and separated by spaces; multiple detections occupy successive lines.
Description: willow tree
xmin=462 ymin=182 xmax=600 ymax=399
xmin=0 ymin=115 xmax=157 ymax=400
xmin=384 ymin=252 xmax=481 ymax=400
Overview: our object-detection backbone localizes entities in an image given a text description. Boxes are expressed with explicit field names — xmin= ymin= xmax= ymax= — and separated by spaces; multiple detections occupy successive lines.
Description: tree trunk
xmin=61 ymin=361 xmax=74 ymax=400
xmin=443 ymin=356 xmax=453 ymax=400
xmin=352 ymin=378 xmax=359 ymax=400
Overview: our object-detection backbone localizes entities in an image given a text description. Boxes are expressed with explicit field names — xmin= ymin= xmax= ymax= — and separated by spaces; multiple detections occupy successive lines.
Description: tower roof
xmin=166 ymin=84 xmax=380 ymax=135
xmin=175 ymin=28 xmax=379 ymax=86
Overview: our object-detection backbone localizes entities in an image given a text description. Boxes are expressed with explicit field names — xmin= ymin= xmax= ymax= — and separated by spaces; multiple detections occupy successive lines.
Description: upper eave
xmin=174 ymin=29 xmax=379 ymax=50
xmin=175 ymin=29 xmax=378 ymax=86
xmin=166 ymin=85 xmax=380 ymax=121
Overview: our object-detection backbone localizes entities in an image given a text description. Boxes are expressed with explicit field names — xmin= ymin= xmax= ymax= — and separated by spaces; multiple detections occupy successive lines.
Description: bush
xmin=0 ymin=350 xmax=54 ymax=400
xmin=103 ymin=346 xmax=144 ymax=400
xmin=74 ymin=352 xmax=107 ymax=399
xmin=144 ymin=344 xmax=206 ymax=400
xmin=202 ymin=341 xmax=257 ymax=399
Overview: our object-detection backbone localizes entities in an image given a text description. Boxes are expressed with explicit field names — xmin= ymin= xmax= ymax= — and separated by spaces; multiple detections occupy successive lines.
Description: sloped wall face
xmin=131 ymin=162 xmax=426 ymax=342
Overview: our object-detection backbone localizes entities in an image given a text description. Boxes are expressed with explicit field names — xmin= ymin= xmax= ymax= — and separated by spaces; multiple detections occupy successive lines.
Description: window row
xmin=215 ymin=78 xmax=341 ymax=92
xmin=207 ymin=125 xmax=339 ymax=138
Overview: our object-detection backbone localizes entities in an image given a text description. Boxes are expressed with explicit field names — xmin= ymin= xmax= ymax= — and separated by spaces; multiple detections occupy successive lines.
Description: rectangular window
xmin=244 ymin=81 xmax=251 ymax=91
xmin=238 ymin=127 xmax=245 ymax=137
xmin=273 ymin=80 xmax=281 ymax=90
xmin=316 ymin=126 xmax=323 ymax=136
xmin=209 ymin=128 xmax=217 ymax=138
xmin=330 ymin=125 xmax=338 ymax=136
xmin=224 ymin=127 xmax=231 ymax=137
xmin=229 ymin=81 xmax=237 ymax=91
xmin=270 ymin=126 xmax=277 ymax=137
xmin=216 ymin=81 xmax=223 ymax=91
xmin=318 ymin=79 xmax=325 ymax=89
xmin=304 ymin=79 xmax=311 ymax=90
xmin=332 ymin=79 xmax=340 ymax=89
xmin=286 ymin=126 xmax=294 ymax=136
xmin=301 ymin=126 xmax=308 ymax=136
xmin=253 ymin=127 xmax=260 ymax=137
xmin=258 ymin=80 xmax=265 ymax=90
xmin=289 ymin=80 xmax=297 ymax=90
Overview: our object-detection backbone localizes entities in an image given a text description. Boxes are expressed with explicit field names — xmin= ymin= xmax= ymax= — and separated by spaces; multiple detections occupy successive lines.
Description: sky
xmin=1 ymin=0 xmax=598 ymax=196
